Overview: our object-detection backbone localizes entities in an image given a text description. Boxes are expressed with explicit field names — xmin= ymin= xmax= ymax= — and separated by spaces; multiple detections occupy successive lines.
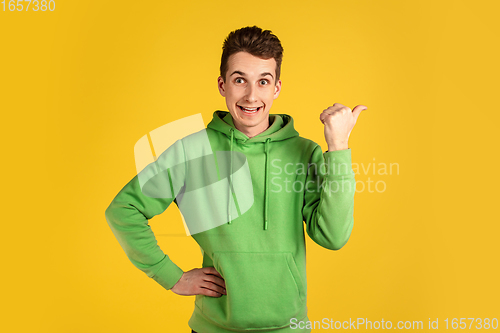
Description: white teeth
xmin=239 ymin=106 xmax=261 ymax=113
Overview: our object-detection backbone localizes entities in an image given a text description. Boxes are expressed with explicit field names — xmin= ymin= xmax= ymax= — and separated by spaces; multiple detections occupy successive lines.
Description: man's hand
xmin=320 ymin=103 xmax=367 ymax=151
xmin=171 ymin=267 xmax=226 ymax=297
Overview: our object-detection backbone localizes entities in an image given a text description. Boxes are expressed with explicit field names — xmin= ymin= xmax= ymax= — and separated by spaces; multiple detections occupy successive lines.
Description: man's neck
xmin=234 ymin=117 xmax=270 ymax=138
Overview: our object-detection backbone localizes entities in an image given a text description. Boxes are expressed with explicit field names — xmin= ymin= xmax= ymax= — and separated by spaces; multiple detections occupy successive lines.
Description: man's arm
xmin=105 ymin=138 xmax=227 ymax=296
xmin=302 ymin=102 xmax=366 ymax=250
xmin=105 ymin=173 xmax=184 ymax=290
xmin=104 ymin=140 xmax=187 ymax=291
xmin=302 ymin=146 xmax=356 ymax=250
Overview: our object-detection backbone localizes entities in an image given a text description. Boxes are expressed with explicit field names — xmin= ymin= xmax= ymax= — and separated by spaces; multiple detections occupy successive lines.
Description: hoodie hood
xmin=207 ymin=111 xmax=299 ymax=230
xmin=207 ymin=110 xmax=299 ymax=142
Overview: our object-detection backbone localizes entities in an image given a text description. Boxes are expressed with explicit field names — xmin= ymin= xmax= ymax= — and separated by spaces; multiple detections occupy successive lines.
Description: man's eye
xmin=260 ymin=80 xmax=268 ymax=85
xmin=235 ymin=78 xmax=244 ymax=84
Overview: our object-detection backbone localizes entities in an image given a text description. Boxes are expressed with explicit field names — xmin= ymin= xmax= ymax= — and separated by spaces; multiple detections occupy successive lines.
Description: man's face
xmin=218 ymin=51 xmax=281 ymax=137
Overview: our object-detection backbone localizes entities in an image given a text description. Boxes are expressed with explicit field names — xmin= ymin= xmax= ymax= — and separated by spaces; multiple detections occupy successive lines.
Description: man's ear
xmin=273 ymin=79 xmax=282 ymax=100
xmin=218 ymin=76 xmax=226 ymax=97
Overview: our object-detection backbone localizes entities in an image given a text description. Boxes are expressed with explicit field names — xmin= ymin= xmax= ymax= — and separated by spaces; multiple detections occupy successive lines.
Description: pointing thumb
xmin=352 ymin=105 xmax=368 ymax=121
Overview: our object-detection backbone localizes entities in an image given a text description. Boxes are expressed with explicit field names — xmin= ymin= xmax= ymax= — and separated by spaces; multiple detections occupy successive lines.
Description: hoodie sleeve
xmin=302 ymin=145 xmax=356 ymax=250
xmin=104 ymin=140 xmax=187 ymax=291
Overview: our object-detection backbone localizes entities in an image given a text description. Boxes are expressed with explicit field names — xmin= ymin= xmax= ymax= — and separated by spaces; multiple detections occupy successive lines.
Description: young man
xmin=105 ymin=26 xmax=366 ymax=333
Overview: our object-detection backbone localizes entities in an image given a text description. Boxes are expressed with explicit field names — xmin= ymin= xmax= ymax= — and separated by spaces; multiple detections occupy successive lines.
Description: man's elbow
xmin=104 ymin=203 xmax=112 ymax=219
xmin=324 ymin=233 xmax=352 ymax=251
xmin=328 ymin=239 xmax=349 ymax=251
xmin=104 ymin=202 xmax=118 ymax=226
xmin=328 ymin=217 xmax=354 ymax=250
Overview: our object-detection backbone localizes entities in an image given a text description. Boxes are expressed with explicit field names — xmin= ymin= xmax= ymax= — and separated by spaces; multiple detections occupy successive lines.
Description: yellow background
xmin=1 ymin=0 xmax=499 ymax=331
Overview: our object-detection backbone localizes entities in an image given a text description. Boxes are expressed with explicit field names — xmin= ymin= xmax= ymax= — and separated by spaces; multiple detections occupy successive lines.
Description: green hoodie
xmin=105 ymin=111 xmax=356 ymax=333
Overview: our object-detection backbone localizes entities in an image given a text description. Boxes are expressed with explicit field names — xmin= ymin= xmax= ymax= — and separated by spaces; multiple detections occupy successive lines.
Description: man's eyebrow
xmin=230 ymin=70 xmax=274 ymax=79
xmin=260 ymin=72 xmax=274 ymax=79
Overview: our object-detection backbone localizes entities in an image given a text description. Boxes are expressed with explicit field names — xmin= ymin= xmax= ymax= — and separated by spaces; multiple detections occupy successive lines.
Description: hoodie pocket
xmin=203 ymin=251 xmax=306 ymax=329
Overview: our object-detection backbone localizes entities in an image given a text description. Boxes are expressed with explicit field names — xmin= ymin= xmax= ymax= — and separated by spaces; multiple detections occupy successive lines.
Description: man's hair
xmin=220 ymin=26 xmax=284 ymax=83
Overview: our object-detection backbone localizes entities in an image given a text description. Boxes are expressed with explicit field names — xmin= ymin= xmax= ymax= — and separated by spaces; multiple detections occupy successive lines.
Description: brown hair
xmin=220 ymin=26 xmax=284 ymax=83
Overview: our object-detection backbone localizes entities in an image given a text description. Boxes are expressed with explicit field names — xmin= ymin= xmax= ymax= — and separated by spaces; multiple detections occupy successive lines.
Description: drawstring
xmin=264 ymin=138 xmax=271 ymax=230
xmin=225 ymin=130 xmax=271 ymax=230
xmin=227 ymin=128 xmax=234 ymax=224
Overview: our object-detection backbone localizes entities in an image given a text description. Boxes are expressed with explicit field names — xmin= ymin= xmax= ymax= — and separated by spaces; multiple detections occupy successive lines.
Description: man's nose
xmin=245 ymin=84 xmax=257 ymax=103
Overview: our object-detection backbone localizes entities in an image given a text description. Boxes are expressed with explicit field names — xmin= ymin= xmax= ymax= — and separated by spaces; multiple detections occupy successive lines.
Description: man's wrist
xmin=327 ymin=145 xmax=349 ymax=152
xmin=327 ymin=139 xmax=349 ymax=151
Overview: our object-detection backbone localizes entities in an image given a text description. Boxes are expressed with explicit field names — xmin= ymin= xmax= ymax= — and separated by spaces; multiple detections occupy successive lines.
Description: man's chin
xmin=238 ymin=119 xmax=256 ymax=127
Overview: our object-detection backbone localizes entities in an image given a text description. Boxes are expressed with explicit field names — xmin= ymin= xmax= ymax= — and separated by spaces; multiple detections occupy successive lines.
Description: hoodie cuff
xmin=323 ymin=148 xmax=355 ymax=178
xmin=150 ymin=255 xmax=184 ymax=291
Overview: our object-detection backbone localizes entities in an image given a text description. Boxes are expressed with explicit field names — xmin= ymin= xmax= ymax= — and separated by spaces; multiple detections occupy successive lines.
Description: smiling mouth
xmin=238 ymin=105 xmax=262 ymax=113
